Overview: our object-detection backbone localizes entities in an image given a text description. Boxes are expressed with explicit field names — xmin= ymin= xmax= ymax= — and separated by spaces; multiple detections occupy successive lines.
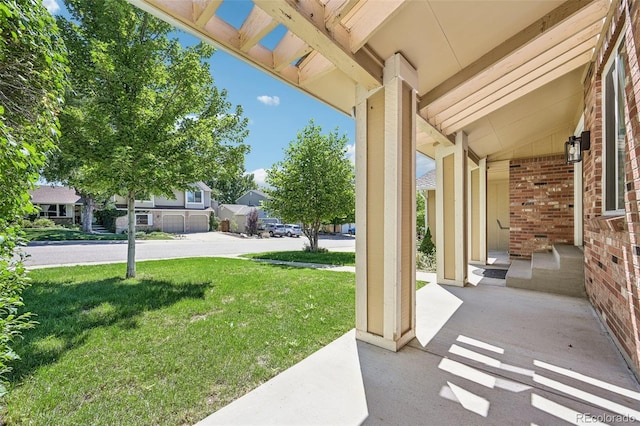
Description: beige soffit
xmin=127 ymin=0 xmax=610 ymax=161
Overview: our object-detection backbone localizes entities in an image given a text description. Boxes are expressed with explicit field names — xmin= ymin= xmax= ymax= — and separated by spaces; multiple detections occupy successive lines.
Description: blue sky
xmin=46 ymin=0 xmax=434 ymax=187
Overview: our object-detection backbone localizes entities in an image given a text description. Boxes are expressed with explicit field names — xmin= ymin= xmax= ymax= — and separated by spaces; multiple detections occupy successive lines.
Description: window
xmin=603 ymin=36 xmax=627 ymax=213
xmin=187 ymin=190 xmax=203 ymax=204
xmin=40 ymin=204 xmax=69 ymax=217
xmin=136 ymin=214 xmax=152 ymax=226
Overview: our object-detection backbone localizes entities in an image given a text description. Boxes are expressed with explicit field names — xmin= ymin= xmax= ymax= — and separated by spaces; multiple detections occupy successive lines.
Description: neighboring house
xmin=113 ymin=182 xmax=213 ymax=234
xmin=29 ymin=186 xmax=83 ymax=225
xmin=234 ymin=189 xmax=275 ymax=221
xmin=217 ymin=204 xmax=253 ymax=233
xmin=235 ymin=189 xmax=268 ymax=207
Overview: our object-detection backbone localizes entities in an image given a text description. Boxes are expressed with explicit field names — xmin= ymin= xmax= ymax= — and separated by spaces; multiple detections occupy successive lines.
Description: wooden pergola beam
xmin=193 ymin=0 xmax=222 ymax=28
xmin=239 ymin=5 xmax=279 ymax=53
xmin=324 ymin=0 xmax=360 ymax=29
xmin=343 ymin=0 xmax=406 ymax=53
xmin=273 ymin=32 xmax=313 ymax=71
xmin=253 ymin=0 xmax=382 ymax=90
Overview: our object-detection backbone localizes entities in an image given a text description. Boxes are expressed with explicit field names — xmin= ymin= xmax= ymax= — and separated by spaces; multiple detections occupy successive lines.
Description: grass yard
xmin=24 ymin=228 xmax=175 ymax=241
xmin=24 ymin=227 xmax=127 ymax=241
xmin=243 ymin=250 xmax=356 ymax=266
xmin=4 ymin=258 xmax=355 ymax=425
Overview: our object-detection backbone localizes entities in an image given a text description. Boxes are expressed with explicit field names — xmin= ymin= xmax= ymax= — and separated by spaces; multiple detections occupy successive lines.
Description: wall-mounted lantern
xmin=565 ymin=131 xmax=591 ymax=164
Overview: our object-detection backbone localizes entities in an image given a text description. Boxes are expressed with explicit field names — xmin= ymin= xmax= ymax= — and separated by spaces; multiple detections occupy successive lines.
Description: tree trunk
xmin=309 ymin=222 xmax=319 ymax=252
xmin=81 ymin=194 xmax=94 ymax=233
xmin=126 ymin=190 xmax=136 ymax=278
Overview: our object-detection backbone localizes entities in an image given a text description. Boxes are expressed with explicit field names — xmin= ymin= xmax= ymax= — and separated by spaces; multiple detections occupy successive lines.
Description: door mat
xmin=474 ymin=268 xmax=508 ymax=279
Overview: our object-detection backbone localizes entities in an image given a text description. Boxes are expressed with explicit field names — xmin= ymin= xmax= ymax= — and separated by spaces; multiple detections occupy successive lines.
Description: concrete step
xmin=532 ymin=251 xmax=558 ymax=271
xmin=505 ymin=259 xmax=533 ymax=289
xmin=506 ymin=244 xmax=586 ymax=298
xmin=91 ymin=225 xmax=111 ymax=234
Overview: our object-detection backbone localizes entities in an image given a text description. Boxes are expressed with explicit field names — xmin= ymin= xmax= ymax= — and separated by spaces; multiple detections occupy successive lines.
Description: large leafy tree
xmin=265 ymin=120 xmax=354 ymax=252
xmin=207 ymin=165 xmax=257 ymax=204
xmin=0 ymin=0 xmax=67 ymax=394
xmin=43 ymin=96 xmax=111 ymax=233
xmin=57 ymin=0 xmax=249 ymax=277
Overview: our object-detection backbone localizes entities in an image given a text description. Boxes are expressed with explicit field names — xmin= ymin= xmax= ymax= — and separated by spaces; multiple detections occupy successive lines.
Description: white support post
xmin=435 ymin=132 xmax=468 ymax=286
xmin=355 ymin=53 xmax=417 ymax=351
xmin=479 ymin=158 xmax=488 ymax=264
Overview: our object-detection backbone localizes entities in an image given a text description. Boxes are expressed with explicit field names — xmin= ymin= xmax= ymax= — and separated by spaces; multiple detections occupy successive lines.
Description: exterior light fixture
xmin=564 ymin=131 xmax=591 ymax=163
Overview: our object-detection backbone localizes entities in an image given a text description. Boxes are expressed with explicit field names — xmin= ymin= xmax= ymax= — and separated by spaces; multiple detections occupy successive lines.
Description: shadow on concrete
xmin=200 ymin=283 xmax=640 ymax=425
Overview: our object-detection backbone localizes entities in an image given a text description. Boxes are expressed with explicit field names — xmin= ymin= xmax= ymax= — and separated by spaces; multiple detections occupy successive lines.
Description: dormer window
xmin=186 ymin=189 xmax=203 ymax=204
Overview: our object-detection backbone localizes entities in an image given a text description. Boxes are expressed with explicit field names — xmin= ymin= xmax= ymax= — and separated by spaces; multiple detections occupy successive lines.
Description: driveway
xmin=24 ymin=232 xmax=356 ymax=268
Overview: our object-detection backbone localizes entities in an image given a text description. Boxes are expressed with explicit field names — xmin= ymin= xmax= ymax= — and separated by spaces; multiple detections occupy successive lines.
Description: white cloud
xmin=43 ymin=0 xmax=60 ymax=14
xmin=256 ymin=95 xmax=280 ymax=106
xmin=248 ymin=168 xmax=270 ymax=188
xmin=346 ymin=144 xmax=356 ymax=164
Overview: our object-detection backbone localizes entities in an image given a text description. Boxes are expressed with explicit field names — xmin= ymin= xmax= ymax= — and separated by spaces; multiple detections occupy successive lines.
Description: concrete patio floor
xmin=198 ymin=273 xmax=640 ymax=425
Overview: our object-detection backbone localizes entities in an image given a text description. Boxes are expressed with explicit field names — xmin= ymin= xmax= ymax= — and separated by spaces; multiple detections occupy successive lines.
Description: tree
xmin=265 ymin=120 xmax=354 ymax=252
xmin=0 ymin=0 xmax=67 ymax=394
xmin=43 ymin=96 xmax=111 ymax=232
xmin=207 ymin=166 xmax=257 ymax=204
xmin=245 ymin=208 xmax=259 ymax=235
xmin=58 ymin=0 xmax=249 ymax=277
xmin=416 ymin=191 xmax=426 ymax=237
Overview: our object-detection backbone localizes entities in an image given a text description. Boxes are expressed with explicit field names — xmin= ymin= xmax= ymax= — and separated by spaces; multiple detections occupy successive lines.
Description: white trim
xmin=479 ymin=158 xmax=487 ymax=264
xmin=355 ymin=84 xmax=369 ymax=334
xmin=185 ymin=189 xmax=204 ymax=206
xmin=601 ymin=32 xmax=626 ymax=215
xmin=135 ymin=213 xmax=153 ymax=226
xmin=574 ymin=115 xmax=584 ymax=246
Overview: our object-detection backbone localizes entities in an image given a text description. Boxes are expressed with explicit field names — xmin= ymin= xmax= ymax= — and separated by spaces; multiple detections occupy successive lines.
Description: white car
xmin=284 ymin=224 xmax=302 ymax=237
xmin=264 ymin=223 xmax=286 ymax=237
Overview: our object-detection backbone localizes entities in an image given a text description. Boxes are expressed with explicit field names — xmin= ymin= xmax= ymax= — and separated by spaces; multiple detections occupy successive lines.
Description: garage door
xmin=189 ymin=215 xmax=208 ymax=233
xmin=163 ymin=215 xmax=184 ymax=233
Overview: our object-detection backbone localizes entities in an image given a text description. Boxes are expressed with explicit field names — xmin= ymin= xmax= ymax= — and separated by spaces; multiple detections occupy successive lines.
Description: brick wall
xmin=509 ymin=155 xmax=574 ymax=258
xmin=582 ymin=0 xmax=640 ymax=376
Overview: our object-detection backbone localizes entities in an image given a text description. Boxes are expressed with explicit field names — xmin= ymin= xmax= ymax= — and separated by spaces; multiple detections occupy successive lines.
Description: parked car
xmin=264 ymin=223 xmax=286 ymax=237
xmin=284 ymin=224 xmax=302 ymax=237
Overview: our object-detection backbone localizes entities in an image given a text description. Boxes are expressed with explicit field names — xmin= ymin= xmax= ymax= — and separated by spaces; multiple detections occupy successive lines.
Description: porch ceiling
xmin=128 ymin=0 xmax=611 ymax=160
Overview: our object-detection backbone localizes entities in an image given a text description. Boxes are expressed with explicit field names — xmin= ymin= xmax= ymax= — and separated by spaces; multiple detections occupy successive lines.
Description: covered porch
xmin=125 ymin=0 xmax=640 ymax=421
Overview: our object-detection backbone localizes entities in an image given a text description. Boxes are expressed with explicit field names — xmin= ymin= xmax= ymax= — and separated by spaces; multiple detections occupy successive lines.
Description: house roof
xmin=416 ymin=170 xmax=436 ymax=191
xmin=29 ymin=186 xmax=83 ymax=205
xmin=195 ymin=181 xmax=212 ymax=192
xmin=220 ymin=204 xmax=254 ymax=215
xmin=132 ymin=0 xmax=609 ymax=163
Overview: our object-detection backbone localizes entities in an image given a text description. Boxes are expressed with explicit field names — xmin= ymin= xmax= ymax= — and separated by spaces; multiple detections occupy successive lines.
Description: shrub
xmin=95 ymin=206 xmax=127 ymax=233
xmin=32 ymin=218 xmax=55 ymax=228
xmin=246 ymin=208 xmax=259 ymax=235
xmin=209 ymin=214 xmax=219 ymax=231
xmin=303 ymin=244 xmax=328 ymax=253
xmin=419 ymin=227 xmax=436 ymax=255
xmin=19 ymin=219 xmax=33 ymax=228
xmin=417 ymin=251 xmax=436 ymax=272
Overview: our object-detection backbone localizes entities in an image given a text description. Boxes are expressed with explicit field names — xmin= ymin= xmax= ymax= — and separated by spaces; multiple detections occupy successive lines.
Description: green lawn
xmin=4 ymin=258 xmax=355 ymax=425
xmin=243 ymin=250 xmax=356 ymax=266
xmin=24 ymin=228 xmax=174 ymax=241
xmin=24 ymin=228 xmax=126 ymax=241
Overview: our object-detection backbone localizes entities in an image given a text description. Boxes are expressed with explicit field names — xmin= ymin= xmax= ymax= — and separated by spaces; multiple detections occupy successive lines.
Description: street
xmin=23 ymin=232 xmax=356 ymax=268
